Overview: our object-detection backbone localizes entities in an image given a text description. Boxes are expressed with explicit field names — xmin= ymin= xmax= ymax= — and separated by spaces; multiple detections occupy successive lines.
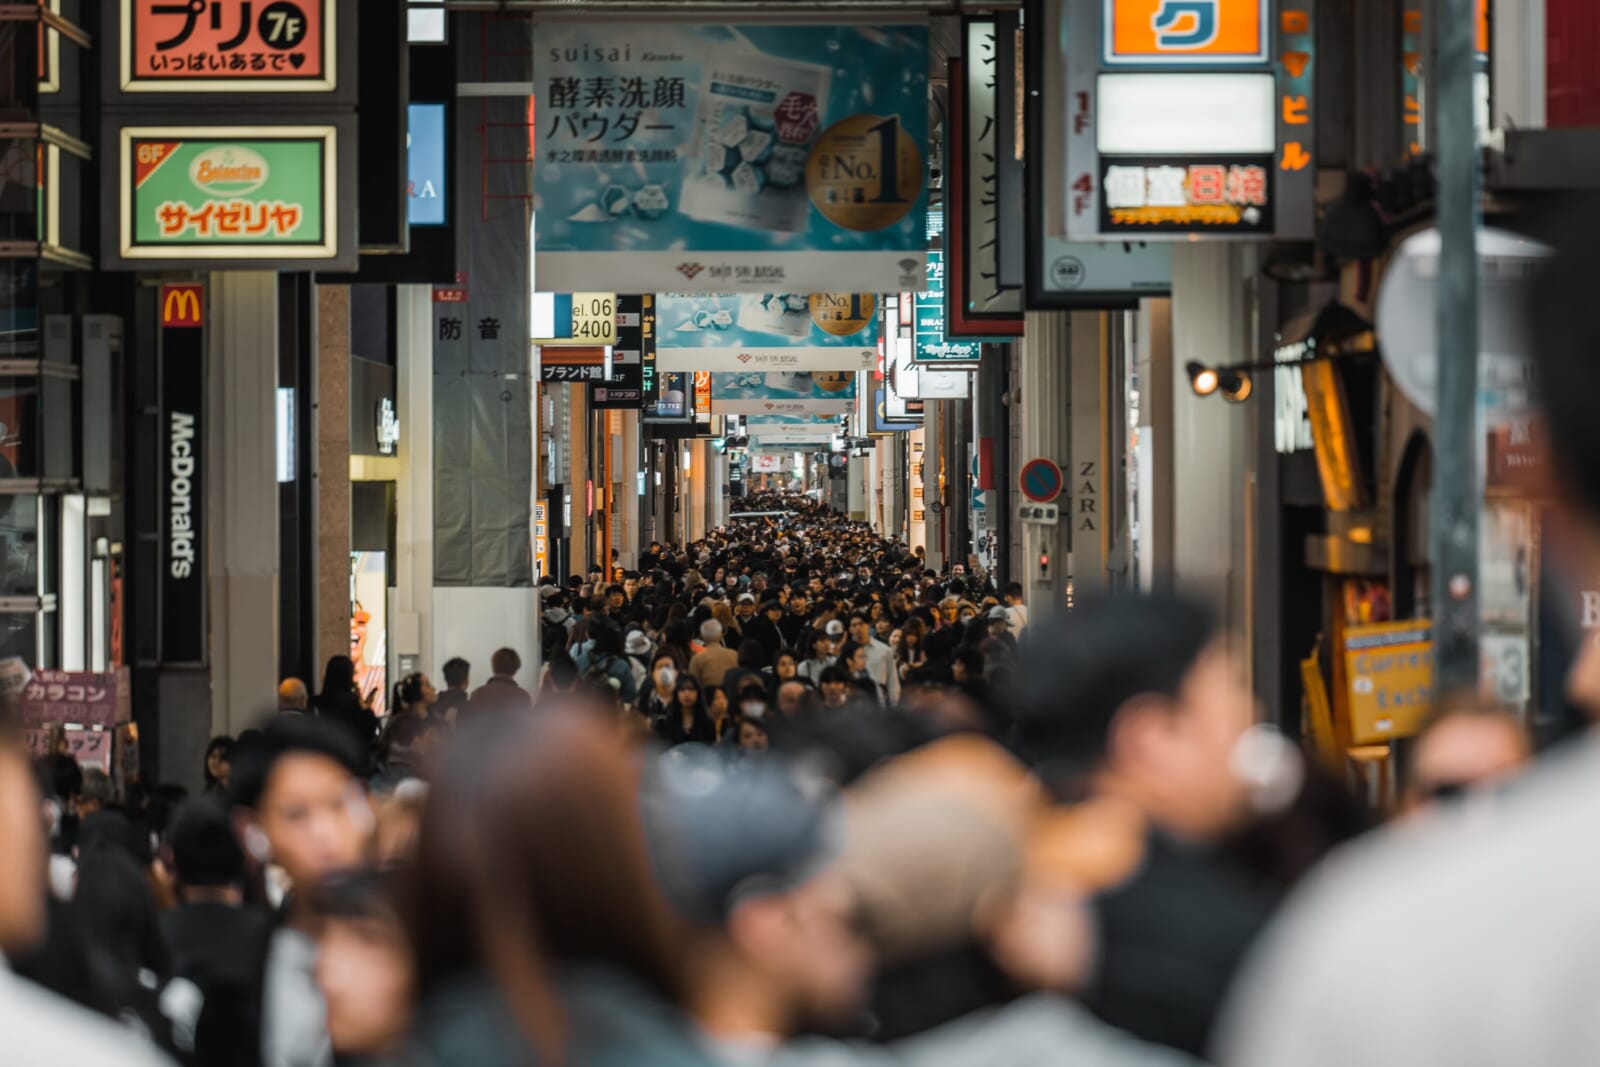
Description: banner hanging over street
xmin=710 ymin=370 xmax=857 ymax=415
xmin=655 ymin=292 xmax=878 ymax=371
xmin=532 ymin=21 xmax=929 ymax=294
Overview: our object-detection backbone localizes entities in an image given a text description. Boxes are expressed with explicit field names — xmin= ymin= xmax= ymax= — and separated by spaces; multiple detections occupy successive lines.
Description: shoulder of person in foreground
xmin=0 ymin=965 xmax=177 ymax=1066
xmin=1214 ymin=733 xmax=1600 ymax=1067
xmin=771 ymin=995 xmax=1205 ymax=1067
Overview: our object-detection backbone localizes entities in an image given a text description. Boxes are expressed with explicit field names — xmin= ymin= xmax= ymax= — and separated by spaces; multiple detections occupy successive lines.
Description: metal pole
xmin=1431 ymin=0 xmax=1480 ymax=688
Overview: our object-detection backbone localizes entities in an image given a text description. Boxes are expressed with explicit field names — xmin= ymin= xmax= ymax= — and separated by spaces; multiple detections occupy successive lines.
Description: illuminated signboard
xmin=1103 ymin=0 xmax=1269 ymax=66
xmin=119 ymin=126 xmax=338 ymax=261
xmin=407 ymin=104 xmax=446 ymax=227
xmin=1101 ymin=159 xmax=1273 ymax=234
xmin=121 ymin=0 xmax=334 ymax=92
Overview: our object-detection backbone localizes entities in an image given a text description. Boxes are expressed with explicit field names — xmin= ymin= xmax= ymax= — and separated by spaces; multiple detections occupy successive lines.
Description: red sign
xmin=432 ymin=288 xmax=469 ymax=304
xmin=18 ymin=668 xmax=132 ymax=730
xmin=161 ymin=283 xmax=204 ymax=328
xmin=123 ymin=0 xmax=331 ymax=91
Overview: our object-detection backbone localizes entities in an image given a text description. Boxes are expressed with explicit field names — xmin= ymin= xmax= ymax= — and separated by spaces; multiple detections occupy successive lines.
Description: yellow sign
xmin=1343 ymin=619 xmax=1434 ymax=745
xmin=532 ymin=292 xmax=617 ymax=347
xmin=569 ymin=293 xmax=616 ymax=345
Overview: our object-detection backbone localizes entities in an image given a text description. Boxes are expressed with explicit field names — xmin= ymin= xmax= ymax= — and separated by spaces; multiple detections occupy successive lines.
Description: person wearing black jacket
xmin=314 ymin=655 xmax=377 ymax=752
xmin=745 ymin=600 xmax=786 ymax=660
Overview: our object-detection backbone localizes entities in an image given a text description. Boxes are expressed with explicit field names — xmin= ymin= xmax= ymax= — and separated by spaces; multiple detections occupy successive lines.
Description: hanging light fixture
xmin=1220 ymin=368 xmax=1254 ymax=403
xmin=1187 ymin=361 xmax=1220 ymax=397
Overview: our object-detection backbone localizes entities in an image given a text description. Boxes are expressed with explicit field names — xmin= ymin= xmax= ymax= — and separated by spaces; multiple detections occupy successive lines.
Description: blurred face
xmin=822 ymin=679 xmax=849 ymax=705
xmin=624 ymin=579 xmax=639 ymax=598
xmin=737 ymin=602 xmax=755 ymax=619
xmin=848 ymin=647 xmax=867 ymax=674
xmin=419 ymin=675 xmax=438 ymax=705
xmin=207 ymin=746 xmax=231 ymax=787
xmin=0 ymin=746 xmax=46 ymax=954
xmin=1406 ymin=713 xmax=1530 ymax=807
xmin=778 ymin=682 xmax=808 ymax=716
xmin=849 ymin=619 xmax=870 ymax=644
xmin=738 ymin=875 xmax=871 ymax=1027
xmin=1118 ymin=644 xmax=1256 ymax=839
xmin=315 ymin=915 xmax=413 ymax=1056
xmin=676 ymin=685 xmax=700 ymax=709
xmin=791 ymin=597 xmax=808 ymax=616
xmin=254 ymin=754 xmax=371 ymax=890
xmin=738 ymin=721 xmax=770 ymax=751
xmin=776 ymin=655 xmax=798 ymax=680
xmin=609 ymin=592 xmax=625 ymax=610
xmin=941 ymin=603 xmax=959 ymax=624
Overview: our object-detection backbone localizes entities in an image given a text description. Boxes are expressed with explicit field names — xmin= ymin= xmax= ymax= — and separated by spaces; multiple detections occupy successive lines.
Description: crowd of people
xmin=7 ymin=231 xmax=1600 ymax=1065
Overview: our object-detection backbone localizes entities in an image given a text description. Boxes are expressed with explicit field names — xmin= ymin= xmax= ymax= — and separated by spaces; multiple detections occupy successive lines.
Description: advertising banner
xmin=161 ymin=284 xmax=206 ymax=665
xmin=532 ymin=292 xmax=617 ymax=346
xmin=538 ymin=344 xmax=609 ymax=383
xmin=656 ymin=292 xmax=878 ymax=372
xmin=915 ymin=251 xmax=982 ymax=363
xmin=532 ymin=21 xmax=929 ymax=294
xmin=118 ymin=125 xmax=339 ymax=262
xmin=711 ymin=370 xmax=856 ymax=415
xmin=120 ymin=0 xmax=335 ymax=92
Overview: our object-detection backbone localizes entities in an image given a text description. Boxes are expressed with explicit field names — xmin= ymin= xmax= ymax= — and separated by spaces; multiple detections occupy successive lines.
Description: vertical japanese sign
xmin=593 ymin=294 xmax=648 ymax=409
xmin=532 ymin=21 xmax=929 ymax=294
xmin=121 ymin=0 xmax=334 ymax=92
xmin=915 ymin=251 xmax=982 ymax=363
xmin=161 ymin=284 xmax=206 ymax=665
xmin=961 ymin=19 xmax=1024 ymax=320
xmin=119 ymin=126 xmax=339 ymax=261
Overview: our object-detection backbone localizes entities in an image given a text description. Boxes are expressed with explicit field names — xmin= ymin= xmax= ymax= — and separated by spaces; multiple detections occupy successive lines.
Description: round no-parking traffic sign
xmin=1018 ymin=458 xmax=1063 ymax=503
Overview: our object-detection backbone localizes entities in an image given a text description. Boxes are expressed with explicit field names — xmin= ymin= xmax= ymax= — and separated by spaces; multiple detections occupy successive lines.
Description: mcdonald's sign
xmin=161 ymin=284 xmax=203 ymax=328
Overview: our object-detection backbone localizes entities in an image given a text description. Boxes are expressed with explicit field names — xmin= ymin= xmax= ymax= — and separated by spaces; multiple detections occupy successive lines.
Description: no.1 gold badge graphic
xmin=809 ymin=293 xmax=878 ymax=336
xmin=806 ymin=115 xmax=922 ymax=232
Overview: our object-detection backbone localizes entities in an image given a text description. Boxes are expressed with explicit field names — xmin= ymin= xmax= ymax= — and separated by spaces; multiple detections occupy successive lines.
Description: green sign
xmin=119 ymin=126 xmax=338 ymax=261
xmin=914 ymin=250 xmax=982 ymax=363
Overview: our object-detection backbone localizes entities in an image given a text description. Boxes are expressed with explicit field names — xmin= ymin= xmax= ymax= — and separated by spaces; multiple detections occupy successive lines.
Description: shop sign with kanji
xmin=119 ymin=126 xmax=339 ymax=260
xmin=121 ymin=0 xmax=334 ymax=92
xmin=18 ymin=668 xmax=132 ymax=730
xmin=1098 ymin=157 xmax=1274 ymax=234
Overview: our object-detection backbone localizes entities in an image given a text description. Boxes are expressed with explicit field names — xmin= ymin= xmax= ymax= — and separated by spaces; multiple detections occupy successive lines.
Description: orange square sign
xmin=122 ymin=0 xmax=332 ymax=92
xmin=1105 ymin=0 xmax=1269 ymax=65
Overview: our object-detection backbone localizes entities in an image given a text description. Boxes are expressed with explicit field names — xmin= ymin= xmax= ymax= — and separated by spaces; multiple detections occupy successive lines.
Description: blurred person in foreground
xmin=1012 ymin=594 xmax=1276 ymax=1057
xmin=1216 ymin=216 xmax=1600 ymax=1067
xmin=0 ymin=724 xmax=174 ymax=1065
xmin=310 ymin=869 xmax=414 ymax=1063
xmin=643 ymin=744 xmax=1205 ymax=1067
xmin=1399 ymin=696 xmax=1531 ymax=812
xmin=231 ymin=715 xmax=373 ymax=1067
xmin=402 ymin=703 xmax=714 ymax=1065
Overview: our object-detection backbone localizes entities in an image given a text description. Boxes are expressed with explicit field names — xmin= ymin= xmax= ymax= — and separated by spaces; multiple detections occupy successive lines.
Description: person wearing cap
xmin=624 ymin=628 xmax=656 ymax=695
xmin=984 ymin=605 xmax=1018 ymax=653
xmin=690 ymin=618 xmax=741 ymax=692
xmin=734 ymin=591 xmax=760 ymax=638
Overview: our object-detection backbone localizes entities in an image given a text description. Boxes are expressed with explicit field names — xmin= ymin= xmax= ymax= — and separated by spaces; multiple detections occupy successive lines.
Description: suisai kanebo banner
xmin=711 ymin=370 xmax=856 ymax=415
xmin=655 ymin=292 xmax=878 ymax=372
xmin=533 ymin=21 xmax=929 ymax=294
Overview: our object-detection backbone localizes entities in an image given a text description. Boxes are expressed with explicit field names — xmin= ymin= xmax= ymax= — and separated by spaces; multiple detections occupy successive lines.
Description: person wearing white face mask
xmin=639 ymin=650 xmax=683 ymax=728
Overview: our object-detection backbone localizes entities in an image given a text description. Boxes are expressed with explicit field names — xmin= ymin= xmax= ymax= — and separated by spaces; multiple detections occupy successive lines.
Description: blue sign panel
xmin=407 ymin=103 xmax=446 ymax=227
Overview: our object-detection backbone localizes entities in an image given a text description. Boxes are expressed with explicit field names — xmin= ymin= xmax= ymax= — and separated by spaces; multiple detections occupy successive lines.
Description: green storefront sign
xmin=119 ymin=126 xmax=338 ymax=260
xmin=914 ymin=250 xmax=982 ymax=363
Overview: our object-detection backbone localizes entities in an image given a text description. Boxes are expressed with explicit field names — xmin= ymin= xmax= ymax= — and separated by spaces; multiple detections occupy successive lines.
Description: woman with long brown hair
xmin=403 ymin=701 xmax=712 ymax=1064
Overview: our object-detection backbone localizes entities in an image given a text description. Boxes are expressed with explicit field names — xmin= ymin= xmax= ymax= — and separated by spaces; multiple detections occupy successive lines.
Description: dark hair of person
xmin=392 ymin=672 xmax=426 ymax=713
xmin=819 ymin=665 xmax=852 ymax=686
xmin=229 ymin=714 xmax=363 ymax=810
xmin=954 ymin=646 xmax=986 ymax=676
xmin=442 ymin=657 xmax=471 ymax=689
xmin=1012 ymin=593 xmax=1218 ymax=787
xmin=319 ymin=655 xmax=358 ymax=699
xmin=590 ymin=623 xmax=624 ymax=658
xmin=544 ymin=648 xmax=580 ymax=690
xmin=309 ymin=866 xmax=405 ymax=927
xmin=407 ymin=706 xmax=687 ymax=1058
xmin=837 ymin=641 xmax=865 ymax=668
xmin=491 ymin=648 xmax=523 ymax=677
xmin=202 ymin=736 xmax=234 ymax=790
xmin=42 ymin=749 xmax=83 ymax=802
xmin=1530 ymin=212 xmax=1600 ymax=519
xmin=737 ymin=638 xmax=769 ymax=670
xmin=73 ymin=841 xmax=171 ymax=983
xmin=650 ymin=648 xmax=684 ymax=673
xmin=167 ymin=796 xmax=246 ymax=889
